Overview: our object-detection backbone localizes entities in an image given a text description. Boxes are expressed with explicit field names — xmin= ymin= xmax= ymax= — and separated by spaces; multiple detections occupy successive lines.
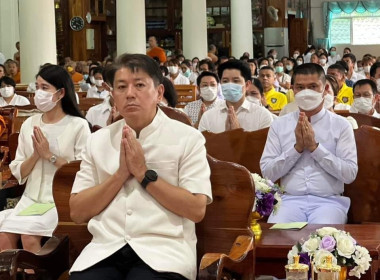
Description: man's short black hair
xmin=252 ymin=78 xmax=264 ymax=96
xmin=199 ymin=59 xmax=215 ymax=72
xmin=0 ymin=76 xmax=16 ymax=88
xmin=343 ymin=53 xmax=356 ymax=64
xmin=292 ymin=63 xmax=326 ymax=85
xmin=111 ymin=53 xmax=163 ymax=87
xmin=336 ymin=60 xmax=349 ymax=73
xmin=196 ymin=71 xmax=220 ymax=87
xmin=370 ymin=62 xmax=380 ymax=78
xmin=353 ymin=79 xmax=377 ymax=94
xmin=218 ymin=60 xmax=252 ymax=82
xmin=328 ymin=63 xmax=346 ymax=76
xmin=259 ymin=66 xmax=275 ymax=73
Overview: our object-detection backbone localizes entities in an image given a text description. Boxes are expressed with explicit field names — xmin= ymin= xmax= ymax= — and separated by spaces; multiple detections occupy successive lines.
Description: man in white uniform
xmin=69 ymin=54 xmax=212 ymax=280
xmin=260 ymin=63 xmax=358 ymax=224
xmin=198 ymin=60 xmax=273 ymax=133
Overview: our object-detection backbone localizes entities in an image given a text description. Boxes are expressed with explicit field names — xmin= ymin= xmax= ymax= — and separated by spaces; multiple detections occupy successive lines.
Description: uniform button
xmin=127 ymin=209 xmax=133 ymax=216
xmin=126 ymin=235 xmax=131 ymax=241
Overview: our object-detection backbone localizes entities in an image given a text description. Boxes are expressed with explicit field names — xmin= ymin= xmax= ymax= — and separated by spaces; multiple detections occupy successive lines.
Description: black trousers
xmin=70 ymin=244 xmax=188 ymax=280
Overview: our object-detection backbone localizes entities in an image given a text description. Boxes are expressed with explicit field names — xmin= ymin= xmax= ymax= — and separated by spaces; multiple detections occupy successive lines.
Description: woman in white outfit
xmin=0 ymin=65 xmax=91 ymax=255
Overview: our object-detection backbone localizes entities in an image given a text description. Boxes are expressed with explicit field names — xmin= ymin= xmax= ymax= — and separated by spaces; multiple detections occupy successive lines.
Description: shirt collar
xmin=220 ymin=98 xmax=250 ymax=112
xmin=135 ymin=107 xmax=165 ymax=140
xmin=264 ymin=87 xmax=276 ymax=96
xmin=294 ymin=107 xmax=327 ymax=124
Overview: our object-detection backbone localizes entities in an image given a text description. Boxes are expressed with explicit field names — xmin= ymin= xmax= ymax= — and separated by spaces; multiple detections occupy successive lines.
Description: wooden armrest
xmin=0 ymin=235 xmax=70 ymax=279
xmin=198 ymin=235 xmax=255 ymax=280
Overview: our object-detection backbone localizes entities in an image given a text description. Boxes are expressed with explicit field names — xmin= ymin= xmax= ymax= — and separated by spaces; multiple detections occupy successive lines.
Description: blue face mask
xmin=221 ymin=83 xmax=243 ymax=102
xmin=83 ymin=74 xmax=89 ymax=81
xmin=183 ymin=69 xmax=191 ymax=78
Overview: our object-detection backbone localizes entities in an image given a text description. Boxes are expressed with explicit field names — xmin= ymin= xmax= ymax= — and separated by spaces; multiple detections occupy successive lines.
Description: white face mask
xmin=168 ymin=66 xmax=178 ymax=75
xmin=0 ymin=86 xmax=14 ymax=98
xmin=90 ymin=76 xmax=96 ymax=85
xmin=34 ymin=89 xmax=60 ymax=112
xmin=296 ymin=60 xmax=303 ymax=66
xmin=200 ymin=86 xmax=218 ymax=102
xmin=293 ymin=53 xmax=300 ymax=59
xmin=95 ymin=79 xmax=104 ymax=87
xmin=320 ymin=59 xmax=327 ymax=65
xmin=357 ymin=67 xmax=364 ymax=72
xmin=352 ymin=97 xmax=373 ymax=114
xmin=364 ymin=66 xmax=371 ymax=73
xmin=295 ymin=89 xmax=324 ymax=111
xmin=323 ymin=94 xmax=334 ymax=109
xmin=246 ymin=95 xmax=261 ymax=106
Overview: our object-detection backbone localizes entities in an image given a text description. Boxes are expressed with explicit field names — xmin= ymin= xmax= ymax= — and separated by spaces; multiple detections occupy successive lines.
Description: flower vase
xmin=339 ymin=266 xmax=347 ymax=280
xmin=250 ymin=211 xmax=263 ymax=240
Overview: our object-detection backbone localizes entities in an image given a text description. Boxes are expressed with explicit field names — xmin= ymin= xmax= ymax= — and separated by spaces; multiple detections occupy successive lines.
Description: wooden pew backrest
xmin=202 ymin=127 xmax=269 ymax=175
xmin=336 ymin=112 xmax=380 ymax=128
xmin=174 ymin=84 xmax=197 ymax=109
xmin=344 ymin=125 xmax=380 ymax=223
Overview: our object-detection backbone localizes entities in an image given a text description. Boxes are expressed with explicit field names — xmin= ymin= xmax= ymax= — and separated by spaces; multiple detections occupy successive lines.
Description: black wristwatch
xmin=140 ymin=170 xmax=158 ymax=189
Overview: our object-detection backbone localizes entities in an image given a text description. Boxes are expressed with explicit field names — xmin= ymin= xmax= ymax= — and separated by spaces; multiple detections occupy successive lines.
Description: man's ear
xmin=323 ymin=83 xmax=330 ymax=97
xmin=157 ymin=83 xmax=164 ymax=103
xmin=245 ymin=79 xmax=252 ymax=88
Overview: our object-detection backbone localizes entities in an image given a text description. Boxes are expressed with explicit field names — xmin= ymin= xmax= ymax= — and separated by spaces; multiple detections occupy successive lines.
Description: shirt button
xmin=126 ymin=235 xmax=131 ymax=241
xmin=127 ymin=209 xmax=133 ymax=216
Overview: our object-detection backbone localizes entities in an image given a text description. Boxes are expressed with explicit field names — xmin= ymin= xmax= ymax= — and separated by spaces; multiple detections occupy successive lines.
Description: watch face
xmin=146 ymin=170 xmax=158 ymax=181
xmin=70 ymin=16 xmax=85 ymax=31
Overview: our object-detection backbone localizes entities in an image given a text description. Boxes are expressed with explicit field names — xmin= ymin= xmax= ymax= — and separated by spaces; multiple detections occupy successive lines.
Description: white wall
xmin=311 ymin=0 xmax=380 ymax=58
xmin=0 ymin=0 xmax=19 ymax=61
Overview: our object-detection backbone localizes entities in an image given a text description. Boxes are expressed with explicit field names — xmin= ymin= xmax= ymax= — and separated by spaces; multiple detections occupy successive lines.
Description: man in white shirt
xmin=0 ymin=76 xmax=30 ymax=106
xmin=342 ymin=53 xmax=365 ymax=85
xmin=198 ymin=60 xmax=273 ymax=133
xmin=260 ymin=63 xmax=358 ymax=224
xmin=70 ymin=54 xmax=212 ymax=280
xmin=85 ymin=95 xmax=112 ymax=127
xmin=350 ymin=79 xmax=380 ymax=118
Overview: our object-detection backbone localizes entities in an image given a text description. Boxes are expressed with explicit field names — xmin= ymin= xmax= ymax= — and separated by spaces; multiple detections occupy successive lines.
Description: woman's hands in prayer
xmin=31 ymin=126 xmax=52 ymax=160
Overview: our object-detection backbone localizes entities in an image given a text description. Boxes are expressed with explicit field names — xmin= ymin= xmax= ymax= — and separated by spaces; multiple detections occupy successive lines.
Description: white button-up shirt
xmin=85 ymin=97 xmax=111 ymax=127
xmin=260 ymin=108 xmax=358 ymax=196
xmin=198 ymin=99 xmax=273 ymax=133
xmin=70 ymin=108 xmax=212 ymax=280
xmin=86 ymin=86 xmax=109 ymax=99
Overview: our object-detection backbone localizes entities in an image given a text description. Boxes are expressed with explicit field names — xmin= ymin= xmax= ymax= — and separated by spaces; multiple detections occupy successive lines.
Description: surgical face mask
xmin=95 ymin=79 xmax=104 ymax=87
xmin=323 ymin=94 xmax=334 ymax=109
xmin=357 ymin=67 xmax=363 ymax=72
xmin=83 ymin=74 xmax=89 ymax=81
xmin=90 ymin=76 xmax=96 ymax=85
xmin=0 ymin=86 xmax=14 ymax=98
xmin=192 ymin=62 xmax=197 ymax=68
xmin=221 ymin=83 xmax=243 ymax=103
xmin=275 ymin=66 xmax=283 ymax=73
xmin=168 ymin=66 xmax=178 ymax=74
xmin=295 ymin=88 xmax=324 ymax=111
xmin=34 ymin=89 xmax=60 ymax=112
xmin=293 ymin=53 xmax=300 ymax=59
xmin=320 ymin=59 xmax=327 ymax=65
xmin=286 ymin=65 xmax=293 ymax=71
xmin=330 ymin=51 xmax=337 ymax=57
xmin=297 ymin=60 xmax=303 ymax=66
xmin=364 ymin=66 xmax=371 ymax=73
xmin=352 ymin=97 xmax=373 ymax=114
xmin=200 ymin=86 xmax=218 ymax=101
xmin=183 ymin=69 xmax=191 ymax=78
xmin=246 ymin=95 xmax=261 ymax=106
xmin=273 ymin=54 xmax=277 ymax=59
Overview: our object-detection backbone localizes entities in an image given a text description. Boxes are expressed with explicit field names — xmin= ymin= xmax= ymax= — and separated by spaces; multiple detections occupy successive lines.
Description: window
xmin=330 ymin=10 xmax=380 ymax=45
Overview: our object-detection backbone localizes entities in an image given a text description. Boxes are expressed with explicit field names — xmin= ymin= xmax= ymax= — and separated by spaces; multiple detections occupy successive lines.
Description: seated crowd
xmin=0 ymin=41 xmax=378 ymax=279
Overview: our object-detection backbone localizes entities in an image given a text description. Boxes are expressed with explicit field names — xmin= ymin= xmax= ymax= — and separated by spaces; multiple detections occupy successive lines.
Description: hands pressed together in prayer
xmin=294 ymin=112 xmax=318 ymax=153
xmin=117 ymin=125 xmax=147 ymax=183
xmin=225 ymin=106 xmax=241 ymax=131
xmin=31 ymin=126 xmax=53 ymax=160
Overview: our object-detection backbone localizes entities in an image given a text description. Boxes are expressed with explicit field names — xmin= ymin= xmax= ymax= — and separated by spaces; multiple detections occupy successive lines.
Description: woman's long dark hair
xmin=37 ymin=65 xmax=85 ymax=119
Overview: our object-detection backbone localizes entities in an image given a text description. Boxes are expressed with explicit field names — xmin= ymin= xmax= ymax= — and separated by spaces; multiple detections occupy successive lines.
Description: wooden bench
xmin=336 ymin=112 xmax=380 ymax=128
xmin=174 ymin=84 xmax=197 ymax=109
xmin=78 ymin=98 xmax=103 ymax=115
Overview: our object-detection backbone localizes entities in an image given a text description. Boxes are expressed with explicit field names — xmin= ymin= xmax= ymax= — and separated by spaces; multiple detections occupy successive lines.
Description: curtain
xmin=322 ymin=1 xmax=380 ymax=48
